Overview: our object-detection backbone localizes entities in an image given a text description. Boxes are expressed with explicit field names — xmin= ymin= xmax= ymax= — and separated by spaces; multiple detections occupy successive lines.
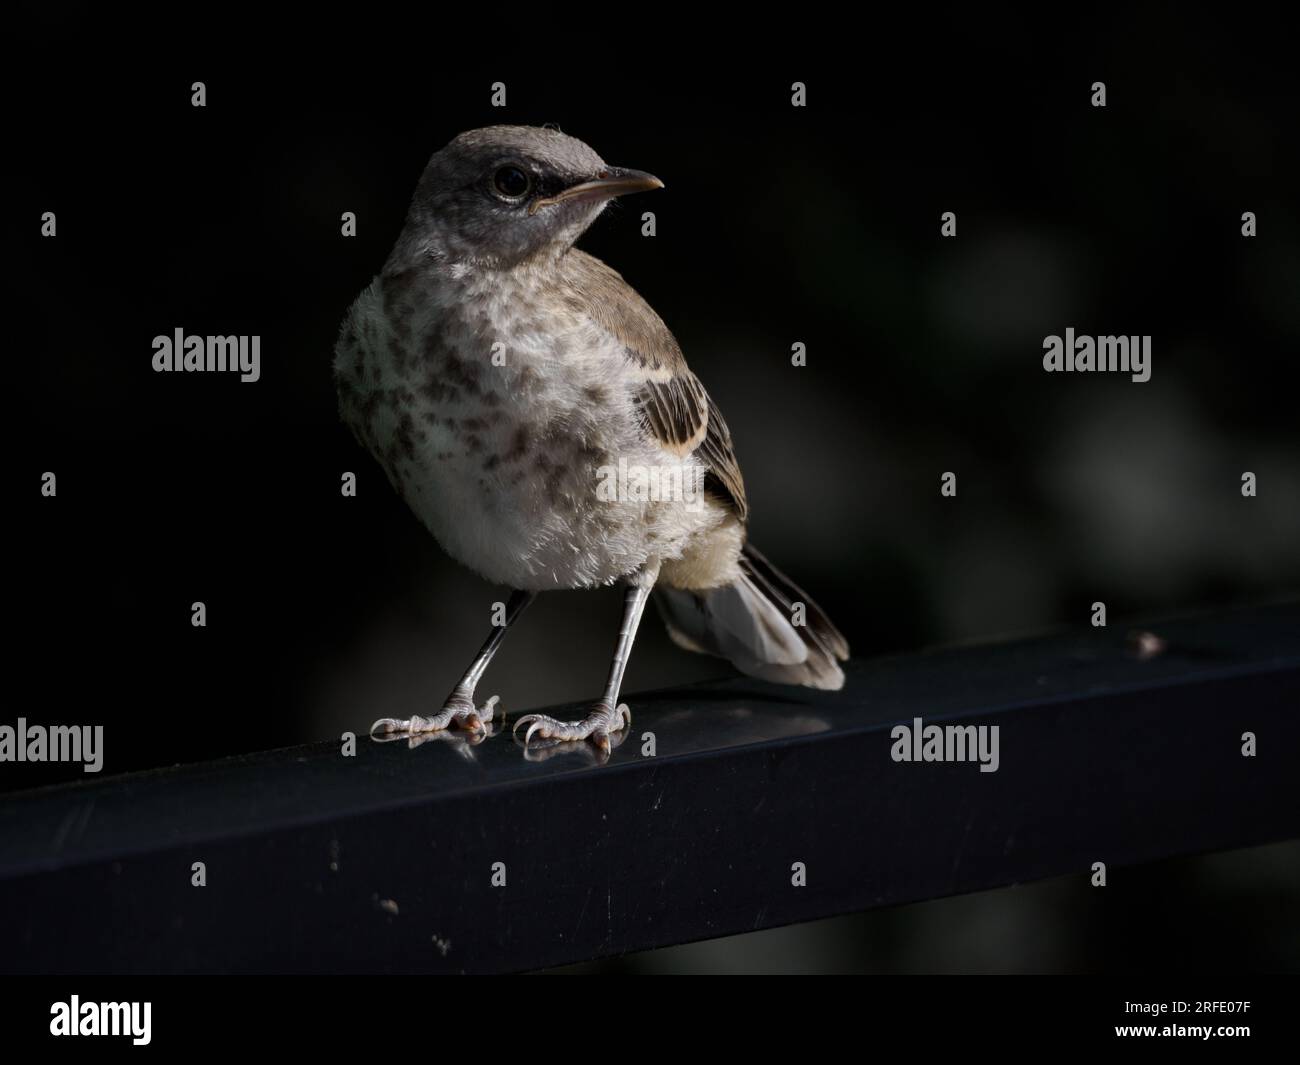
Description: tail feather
xmin=739 ymin=543 xmax=850 ymax=661
xmin=655 ymin=543 xmax=849 ymax=691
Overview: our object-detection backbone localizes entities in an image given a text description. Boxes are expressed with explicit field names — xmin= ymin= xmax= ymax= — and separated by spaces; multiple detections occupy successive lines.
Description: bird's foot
xmin=370 ymin=692 xmax=501 ymax=741
xmin=517 ymin=726 xmax=630 ymax=764
xmin=513 ymin=701 xmax=631 ymax=753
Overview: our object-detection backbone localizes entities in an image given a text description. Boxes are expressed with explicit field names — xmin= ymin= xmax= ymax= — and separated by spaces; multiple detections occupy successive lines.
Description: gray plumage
xmin=335 ymin=126 xmax=848 ymax=750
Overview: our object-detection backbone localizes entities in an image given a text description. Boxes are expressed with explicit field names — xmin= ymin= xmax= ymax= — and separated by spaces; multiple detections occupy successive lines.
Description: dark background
xmin=12 ymin=11 xmax=1299 ymax=971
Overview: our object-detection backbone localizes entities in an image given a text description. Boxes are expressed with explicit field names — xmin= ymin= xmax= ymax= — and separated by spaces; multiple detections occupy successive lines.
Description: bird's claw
xmin=512 ymin=702 xmax=631 ymax=750
xmin=370 ymin=693 xmax=502 ymax=741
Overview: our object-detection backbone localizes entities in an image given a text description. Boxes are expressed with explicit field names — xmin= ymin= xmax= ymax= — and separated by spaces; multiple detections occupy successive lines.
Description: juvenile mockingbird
xmin=335 ymin=125 xmax=847 ymax=751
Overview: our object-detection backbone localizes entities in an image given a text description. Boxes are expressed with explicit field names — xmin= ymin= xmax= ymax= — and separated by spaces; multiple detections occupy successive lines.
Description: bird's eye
xmin=492 ymin=166 xmax=532 ymax=200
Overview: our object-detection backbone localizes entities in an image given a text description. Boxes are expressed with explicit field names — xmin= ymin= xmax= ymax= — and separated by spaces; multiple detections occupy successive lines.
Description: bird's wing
xmin=559 ymin=250 xmax=748 ymax=521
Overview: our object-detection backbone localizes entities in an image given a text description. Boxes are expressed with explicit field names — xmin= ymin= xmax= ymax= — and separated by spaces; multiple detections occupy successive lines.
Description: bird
xmin=334 ymin=125 xmax=848 ymax=752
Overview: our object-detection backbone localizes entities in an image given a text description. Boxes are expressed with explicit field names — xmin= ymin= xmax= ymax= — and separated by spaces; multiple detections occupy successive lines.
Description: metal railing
xmin=1 ymin=602 xmax=1296 ymax=973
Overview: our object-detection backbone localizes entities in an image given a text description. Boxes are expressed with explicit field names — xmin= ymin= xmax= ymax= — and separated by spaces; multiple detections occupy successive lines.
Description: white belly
xmin=335 ymin=275 xmax=720 ymax=591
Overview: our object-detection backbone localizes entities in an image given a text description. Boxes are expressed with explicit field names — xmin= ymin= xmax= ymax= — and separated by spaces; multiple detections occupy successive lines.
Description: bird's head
xmin=392 ymin=125 xmax=663 ymax=271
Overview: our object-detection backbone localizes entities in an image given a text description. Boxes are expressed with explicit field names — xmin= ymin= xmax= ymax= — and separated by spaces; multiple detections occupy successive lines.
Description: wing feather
xmin=559 ymin=250 xmax=749 ymax=521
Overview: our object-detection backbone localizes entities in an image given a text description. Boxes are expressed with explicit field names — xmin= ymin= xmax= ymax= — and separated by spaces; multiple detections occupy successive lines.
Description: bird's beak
xmin=529 ymin=167 xmax=664 ymax=214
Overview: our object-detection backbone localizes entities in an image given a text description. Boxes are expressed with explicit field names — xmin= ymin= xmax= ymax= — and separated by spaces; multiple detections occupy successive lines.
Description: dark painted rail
xmin=1 ymin=603 xmax=1297 ymax=973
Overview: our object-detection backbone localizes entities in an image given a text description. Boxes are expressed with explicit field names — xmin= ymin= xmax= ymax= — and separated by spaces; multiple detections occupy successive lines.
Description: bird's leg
xmin=371 ymin=589 xmax=535 ymax=738
xmin=514 ymin=569 xmax=656 ymax=753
